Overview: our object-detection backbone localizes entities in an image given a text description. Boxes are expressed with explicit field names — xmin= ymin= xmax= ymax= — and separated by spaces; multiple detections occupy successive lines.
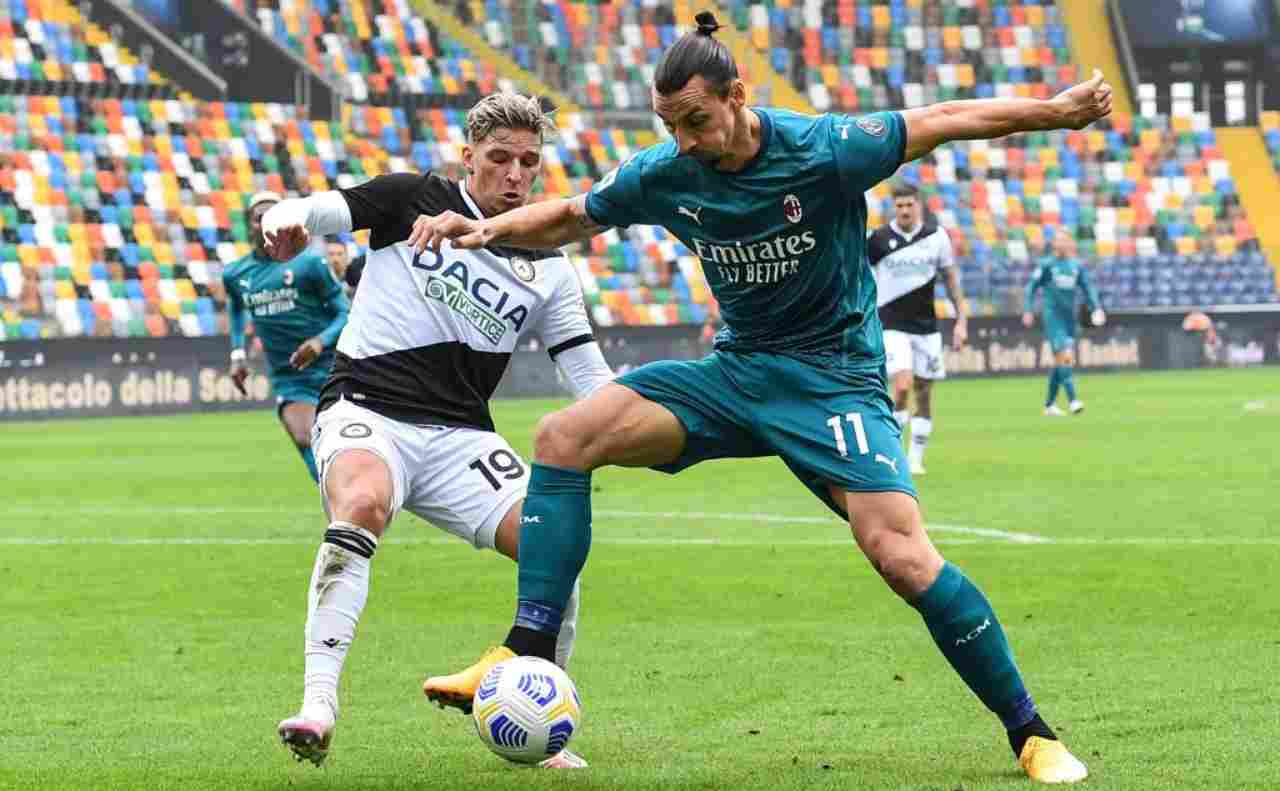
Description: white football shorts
xmin=883 ymin=330 xmax=947 ymax=380
xmin=311 ymin=398 xmax=528 ymax=549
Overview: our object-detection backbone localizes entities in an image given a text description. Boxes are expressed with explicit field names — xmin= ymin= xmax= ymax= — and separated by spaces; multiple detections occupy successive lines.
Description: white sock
xmin=909 ymin=416 xmax=932 ymax=466
xmin=302 ymin=521 xmax=378 ymax=722
xmin=894 ymin=410 xmax=909 ymax=431
xmin=555 ymin=578 xmax=581 ymax=670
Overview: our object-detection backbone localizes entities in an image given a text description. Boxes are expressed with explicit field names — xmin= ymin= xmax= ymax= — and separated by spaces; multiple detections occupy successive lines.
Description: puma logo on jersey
xmin=874 ymin=454 xmax=899 ymax=474
xmin=521 ymin=515 xmax=542 ymax=524
xmin=676 ymin=205 xmax=704 ymax=225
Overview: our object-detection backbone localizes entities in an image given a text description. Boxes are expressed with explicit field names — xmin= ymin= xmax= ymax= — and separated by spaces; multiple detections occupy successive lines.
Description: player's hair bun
xmin=694 ymin=11 xmax=721 ymax=36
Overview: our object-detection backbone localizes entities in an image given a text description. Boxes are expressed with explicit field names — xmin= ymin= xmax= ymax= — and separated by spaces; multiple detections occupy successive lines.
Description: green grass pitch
xmin=4 ymin=367 xmax=1278 ymax=790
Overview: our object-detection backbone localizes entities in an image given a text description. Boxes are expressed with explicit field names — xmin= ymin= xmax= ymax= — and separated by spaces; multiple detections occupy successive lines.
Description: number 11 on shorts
xmin=827 ymin=413 xmax=869 ymax=457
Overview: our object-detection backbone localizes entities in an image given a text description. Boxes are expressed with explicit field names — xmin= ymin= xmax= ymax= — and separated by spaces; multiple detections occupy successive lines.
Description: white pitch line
xmin=0 ymin=504 xmax=1051 ymax=544
xmin=1 ymin=506 xmax=1273 ymax=546
xmin=3 ymin=535 xmax=1280 ymax=547
xmin=596 ymin=509 xmax=1051 ymax=544
xmin=0 ymin=536 xmax=988 ymax=547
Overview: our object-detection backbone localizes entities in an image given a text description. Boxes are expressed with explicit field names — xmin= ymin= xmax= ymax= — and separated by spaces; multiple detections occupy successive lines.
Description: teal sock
xmin=912 ymin=563 xmax=1037 ymax=730
xmin=1045 ymin=367 xmax=1061 ymax=406
xmin=1060 ymin=366 xmax=1077 ymax=401
xmin=514 ymin=464 xmax=592 ymax=635
xmin=299 ymin=446 xmax=319 ymax=483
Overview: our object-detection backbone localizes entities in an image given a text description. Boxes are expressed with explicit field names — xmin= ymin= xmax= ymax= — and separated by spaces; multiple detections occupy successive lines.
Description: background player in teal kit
xmin=412 ymin=12 xmax=1113 ymax=784
xmin=223 ymin=191 xmax=349 ymax=480
xmin=1022 ymin=233 xmax=1105 ymax=416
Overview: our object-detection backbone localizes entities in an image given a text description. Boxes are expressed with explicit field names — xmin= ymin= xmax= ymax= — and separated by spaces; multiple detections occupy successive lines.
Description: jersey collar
xmin=458 ymin=179 xmax=484 ymax=220
xmin=890 ymin=219 xmax=924 ymax=242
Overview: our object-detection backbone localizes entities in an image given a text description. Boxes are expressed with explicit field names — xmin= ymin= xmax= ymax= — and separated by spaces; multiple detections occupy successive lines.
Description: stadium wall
xmin=1 ymin=309 xmax=1276 ymax=422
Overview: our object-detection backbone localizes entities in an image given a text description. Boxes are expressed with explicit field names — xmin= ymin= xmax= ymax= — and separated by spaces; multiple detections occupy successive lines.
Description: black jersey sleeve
xmin=339 ymin=172 xmax=463 ymax=251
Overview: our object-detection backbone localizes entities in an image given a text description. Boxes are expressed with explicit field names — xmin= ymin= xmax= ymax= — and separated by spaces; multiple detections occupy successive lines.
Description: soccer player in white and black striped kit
xmin=869 ymin=183 xmax=968 ymax=475
xmin=260 ymin=94 xmax=610 ymax=769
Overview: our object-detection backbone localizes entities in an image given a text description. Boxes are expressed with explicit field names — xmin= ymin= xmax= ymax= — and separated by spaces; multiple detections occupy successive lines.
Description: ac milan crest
xmin=782 ymin=194 xmax=802 ymax=224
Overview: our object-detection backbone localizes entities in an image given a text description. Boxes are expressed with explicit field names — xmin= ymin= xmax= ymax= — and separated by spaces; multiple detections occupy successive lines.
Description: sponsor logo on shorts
xmin=874 ymin=453 xmax=899 ymax=474
xmin=339 ymin=422 xmax=372 ymax=439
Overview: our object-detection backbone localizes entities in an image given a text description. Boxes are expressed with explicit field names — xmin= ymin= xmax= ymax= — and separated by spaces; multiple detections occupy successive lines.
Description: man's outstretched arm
xmin=901 ymin=69 xmax=1113 ymax=162
xmin=408 ymin=193 xmax=604 ymax=253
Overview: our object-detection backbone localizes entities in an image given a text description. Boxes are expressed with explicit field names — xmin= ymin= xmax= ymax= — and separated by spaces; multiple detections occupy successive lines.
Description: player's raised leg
xmin=837 ymin=488 xmax=1087 ymax=783
xmin=279 ymin=408 xmax=401 ymax=767
xmin=490 ymin=504 xmax=582 ymax=672
xmin=423 ymin=382 xmax=685 ymax=707
xmin=278 ymin=399 xmax=320 ymax=481
xmin=482 ymin=504 xmax=587 ymax=768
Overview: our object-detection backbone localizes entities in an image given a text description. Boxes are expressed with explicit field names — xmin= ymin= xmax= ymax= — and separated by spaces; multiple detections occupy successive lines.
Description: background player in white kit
xmin=260 ymin=93 xmax=611 ymax=769
xmin=869 ymin=183 xmax=968 ymax=475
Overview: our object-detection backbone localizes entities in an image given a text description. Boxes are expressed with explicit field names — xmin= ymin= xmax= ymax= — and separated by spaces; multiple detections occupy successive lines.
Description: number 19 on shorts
xmin=826 ymin=413 xmax=869 ymax=457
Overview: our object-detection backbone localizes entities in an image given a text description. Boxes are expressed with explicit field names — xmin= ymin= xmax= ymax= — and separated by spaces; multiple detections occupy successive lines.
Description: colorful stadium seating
xmin=730 ymin=0 xmax=1078 ymax=113
xmin=0 ymin=0 xmax=168 ymax=89
xmin=461 ymin=0 xmax=687 ymax=111
xmin=0 ymin=93 xmax=401 ymax=338
xmin=867 ymin=111 xmax=1273 ymax=312
xmin=223 ymin=0 xmax=499 ymax=104
xmin=1 ymin=1 xmax=1275 ymax=339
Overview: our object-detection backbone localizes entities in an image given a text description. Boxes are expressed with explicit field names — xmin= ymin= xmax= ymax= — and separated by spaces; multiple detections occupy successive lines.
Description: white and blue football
xmin=472 ymin=656 xmax=582 ymax=764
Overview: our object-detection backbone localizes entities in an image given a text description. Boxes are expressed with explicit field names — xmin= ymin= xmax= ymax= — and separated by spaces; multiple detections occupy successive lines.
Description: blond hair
xmin=464 ymin=92 xmax=556 ymax=144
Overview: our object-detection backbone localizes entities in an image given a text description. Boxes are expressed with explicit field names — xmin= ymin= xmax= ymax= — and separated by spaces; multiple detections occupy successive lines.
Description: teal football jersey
xmin=1024 ymin=257 xmax=1101 ymax=327
xmin=586 ymin=108 xmax=906 ymax=369
xmin=223 ymin=252 xmax=349 ymax=380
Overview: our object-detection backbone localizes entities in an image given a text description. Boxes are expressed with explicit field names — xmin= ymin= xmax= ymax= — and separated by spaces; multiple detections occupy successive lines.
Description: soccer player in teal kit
xmin=412 ymin=13 xmax=1112 ymax=783
xmin=223 ymin=191 xmax=349 ymax=481
xmin=1022 ymin=233 xmax=1105 ymax=416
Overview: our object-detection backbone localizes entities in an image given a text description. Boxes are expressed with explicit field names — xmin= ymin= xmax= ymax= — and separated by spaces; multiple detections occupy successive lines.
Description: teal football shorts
xmin=616 ymin=350 xmax=917 ymax=518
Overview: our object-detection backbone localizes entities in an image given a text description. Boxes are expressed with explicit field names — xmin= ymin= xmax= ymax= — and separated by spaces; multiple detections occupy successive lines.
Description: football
xmin=471 ymin=656 xmax=582 ymax=764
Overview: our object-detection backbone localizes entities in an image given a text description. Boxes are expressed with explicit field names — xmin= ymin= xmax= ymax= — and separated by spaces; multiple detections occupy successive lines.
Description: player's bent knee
xmin=846 ymin=493 xmax=940 ymax=598
xmin=328 ymin=486 xmax=390 ymax=535
xmin=532 ymin=410 xmax=589 ymax=469
xmin=324 ymin=451 xmax=393 ymax=534
xmin=871 ymin=543 xmax=942 ymax=600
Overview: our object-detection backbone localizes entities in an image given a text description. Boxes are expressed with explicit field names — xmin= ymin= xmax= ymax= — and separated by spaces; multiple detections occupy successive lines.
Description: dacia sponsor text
xmin=411 ymin=250 xmax=530 ymax=344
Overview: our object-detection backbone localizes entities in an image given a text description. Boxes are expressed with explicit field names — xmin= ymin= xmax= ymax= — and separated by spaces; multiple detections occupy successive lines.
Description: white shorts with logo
xmin=883 ymin=330 xmax=946 ymax=380
xmin=311 ymin=399 xmax=528 ymax=549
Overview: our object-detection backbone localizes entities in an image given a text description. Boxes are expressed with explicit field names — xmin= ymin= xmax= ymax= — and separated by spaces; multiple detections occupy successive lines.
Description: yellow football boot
xmin=1019 ymin=736 xmax=1089 ymax=784
xmin=422 ymin=646 xmax=516 ymax=713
